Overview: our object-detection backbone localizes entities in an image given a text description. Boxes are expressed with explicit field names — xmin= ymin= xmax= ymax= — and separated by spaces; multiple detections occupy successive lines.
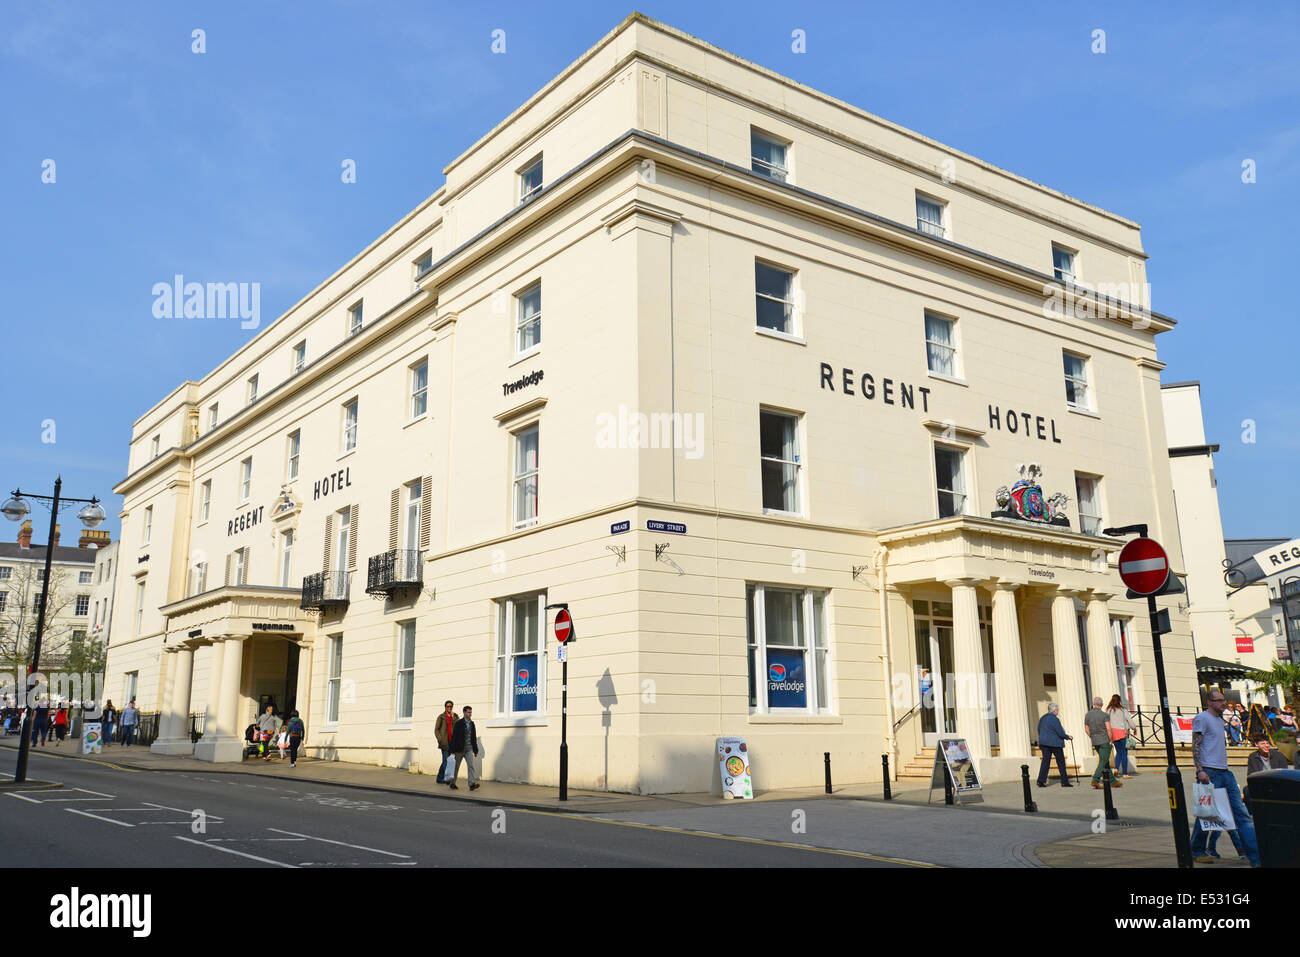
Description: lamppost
xmin=2 ymin=478 xmax=106 ymax=784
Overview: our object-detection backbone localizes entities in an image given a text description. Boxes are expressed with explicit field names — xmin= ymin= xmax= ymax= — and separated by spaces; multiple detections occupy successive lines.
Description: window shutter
xmin=388 ymin=489 xmax=399 ymax=551
xmin=420 ymin=475 xmax=432 ymax=551
xmin=224 ymin=553 xmax=232 ymax=586
xmin=348 ymin=505 xmax=358 ymax=570
xmin=242 ymin=548 xmax=250 ymax=585
xmin=323 ymin=514 xmax=333 ymax=572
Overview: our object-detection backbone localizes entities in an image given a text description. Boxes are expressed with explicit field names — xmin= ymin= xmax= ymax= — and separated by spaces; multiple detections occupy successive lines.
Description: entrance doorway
xmin=913 ymin=598 xmax=998 ymax=747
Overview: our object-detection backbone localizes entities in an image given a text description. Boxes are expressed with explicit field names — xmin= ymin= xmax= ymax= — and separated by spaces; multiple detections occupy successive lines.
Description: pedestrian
xmin=257 ymin=704 xmax=280 ymax=760
xmin=1106 ymin=694 xmax=1136 ymax=778
xmin=1279 ymin=706 xmax=1299 ymax=738
xmin=285 ymin=711 xmax=305 ymax=767
xmin=1084 ymin=696 xmax=1122 ymax=789
xmin=276 ymin=725 xmax=290 ymax=760
xmin=1190 ymin=690 xmax=1260 ymax=867
xmin=1035 ymin=702 xmax=1075 ymax=787
xmin=31 ymin=699 xmax=50 ymax=747
xmin=449 ymin=705 xmax=480 ymax=791
xmin=120 ymin=699 xmax=140 ymax=746
xmin=1246 ymin=735 xmax=1288 ymax=776
xmin=1227 ymin=705 xmax=1244 ymax=745
xmin=52 ymin=704 xmax=69 ymax=746
xmin=101 ymin=699 xmax=116 ymax=746
xmin=434 ymin=699 xmax=459 ymax=785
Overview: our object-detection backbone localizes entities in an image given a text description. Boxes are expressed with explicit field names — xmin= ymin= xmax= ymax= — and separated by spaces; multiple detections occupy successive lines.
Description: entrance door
xmin=915 ymin=614 xmax=957 ymax=747
xmin=979 ymin=608 xmax=999 ymax=747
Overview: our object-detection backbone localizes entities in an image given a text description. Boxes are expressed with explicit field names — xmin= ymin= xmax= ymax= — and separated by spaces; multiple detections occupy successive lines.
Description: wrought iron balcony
xmin=366 ymin=549 xmax=423 ymax=596
xmin=300 ymin=570 xmax=351 ymax=610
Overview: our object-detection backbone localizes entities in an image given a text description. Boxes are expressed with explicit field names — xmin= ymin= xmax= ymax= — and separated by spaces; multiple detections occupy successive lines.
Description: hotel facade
xmin=106 ymin=14 xmax=1200 ymax=792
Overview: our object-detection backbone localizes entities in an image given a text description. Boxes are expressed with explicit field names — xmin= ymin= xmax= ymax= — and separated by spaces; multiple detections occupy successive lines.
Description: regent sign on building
xmin=105 ymin=14 xmax=1198 ymax=791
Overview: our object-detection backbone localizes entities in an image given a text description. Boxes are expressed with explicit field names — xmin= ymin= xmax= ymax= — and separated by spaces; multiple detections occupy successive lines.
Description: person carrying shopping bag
xmin=1106 ymin=694 xmax=1136 ymax=778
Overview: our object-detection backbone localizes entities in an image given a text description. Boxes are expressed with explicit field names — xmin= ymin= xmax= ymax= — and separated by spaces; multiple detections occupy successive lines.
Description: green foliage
xmin=1245 ymin=660 xmax=1300 ymax=711
xmin=64 ymin=630 xmax=106 ymax=683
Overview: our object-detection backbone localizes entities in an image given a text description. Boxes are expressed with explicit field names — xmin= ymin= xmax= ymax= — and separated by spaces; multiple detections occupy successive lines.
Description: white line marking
xmin=175 ymin=836 xmax=298 ymax=868
xmin=1120 ymin=557 xmax=1166 ymax=573
xmin=66 ymin=808 xmax=134 ymax=828
xmin=142 ymin=801 xmax=223 ymax=819
xmin=4 ymin=792 xmax=43 ymax=804
xmin=267 ymin=827 xmax=412 ymax=858
xmin=207 ymin=838 xmax=306 ymax=843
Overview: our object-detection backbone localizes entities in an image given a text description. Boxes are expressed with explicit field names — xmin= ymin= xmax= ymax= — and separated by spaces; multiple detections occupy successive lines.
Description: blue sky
xmin=2 ymin=1 xmax=1296 ymax=543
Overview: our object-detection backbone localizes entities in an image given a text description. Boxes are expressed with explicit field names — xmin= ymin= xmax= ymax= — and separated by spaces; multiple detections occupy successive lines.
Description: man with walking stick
xmin=1036 ymin=703 xmax=1075 ymax=787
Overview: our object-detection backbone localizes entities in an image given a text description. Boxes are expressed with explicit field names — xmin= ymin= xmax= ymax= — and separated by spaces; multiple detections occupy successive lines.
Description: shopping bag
xmin=1197 ymin=787 xmax=1237 ymax=832
xmin=442 ymin=752 xmax=456 ymax=780
xmin=1192 ymin=782 xmax=1217 ymax=819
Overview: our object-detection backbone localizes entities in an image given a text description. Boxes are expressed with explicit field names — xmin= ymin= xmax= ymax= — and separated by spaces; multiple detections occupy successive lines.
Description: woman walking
xmin=101 ymin=700 xmax=116 ymax=746
xmin=1106 ymin=694 xmax=1136 ymax=778
xmin=285 ymin=711 xmax=305 ymax=768
xmin=52 ymin=704 xmax=69 ymax=747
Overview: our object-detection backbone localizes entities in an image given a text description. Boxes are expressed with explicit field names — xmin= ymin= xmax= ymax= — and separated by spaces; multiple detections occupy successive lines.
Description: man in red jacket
xmin=434 ymin=700 xmax=459 ymax=785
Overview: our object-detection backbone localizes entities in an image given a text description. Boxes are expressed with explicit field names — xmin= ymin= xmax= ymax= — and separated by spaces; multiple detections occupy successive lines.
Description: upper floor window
xmin=150 ymin=435 xmax=160 ymax=459
xmin=760 ymin=409 xmax=802 ymax=515
xmin=924 ymin=312 xmax=959 ymax=378
xmin=279 ymin=529 xmax=295 ymax=588
xmin=78 ymin=571 xmax=92 ymax=585
xmin=755 ymin=261 xmax=796 ymax=336
xmin=342 ymin=400 xmax=359 ymax=452
xmin=0 ymin=567 xmax=9 ymax=580
xmin=348 ymin=301 xmax=364 ymax=338
xmin=191 ymin=560 xmax=208 ymax=596
xmin=516 ymin=283 xmax=541 ymax=355
xmin=200 ymin=480 xmax=212 ymax=523
xmin=404 ymin=481 xmax=423 ymax=552
xmin=410 ymin=360 xmax=428 ymax=419
xmin=413 ymin=250 xmax=433 ymax=280
xmin=750 ymin=129 xmax=790 ymax=183
xmin=1063 ymin=351 xmax=1092 ymax=411
xmin=142 ymin=505 xmax=153 ymax=544
xmin=518 ymin=156 xmax=543 ymax=203
xmin=1075 ymin=473 xmax=1103 ymax=536
xmin=916 ymin=194 xmax=947 ymax=238
xmin=208 ymin=404 xmax=218 ymax=432
xmin=246 ymin=374 xmax=259 ymax=405
xmin=75 ymin=595 xmax=90 ymax=617
xmin=513 ymin=425 xmax=539 ymax=529
xmin=239 ymin=457 xmax=253 ymax=502
xmin=232 ymin=547 xmax=248 ymax=587
xmin=287 ymin=431 xmax=301 ymax=481
xmin=135 ymin=581 xmax=146 ymax=634
xmin=1052 ymin=244 xmax=1077 ymax=284
xmin=292 ymin=341 xmax=307 ymax=374
xmin=934 ymin=445 xmax=968 ymax=518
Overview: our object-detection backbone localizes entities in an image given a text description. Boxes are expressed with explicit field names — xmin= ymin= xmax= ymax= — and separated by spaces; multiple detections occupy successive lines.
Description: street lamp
xmin=3 ymin=477 xmax=104 ymax=784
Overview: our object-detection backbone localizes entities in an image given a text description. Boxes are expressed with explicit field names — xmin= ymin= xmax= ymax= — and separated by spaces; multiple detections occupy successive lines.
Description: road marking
xmin=208 ymin=838 xmax=306 ymax=843
xmin=0 ymin=747 xmax=140 ymax=772
xmin=267 ymin=827 xmax=411 ymax=859
xmin=175 ymin=836 xmax=298 ymax=868
xmin=5 ymin=787 xmax=114 ymax=804
xmin=66 ymin=808 xmax=134 ymax=828
xmin=415 ymin=808 xmax=471 ymax=814
xmin=5 ymin=792 xmax=44 ymax=804
xmin=509 ymin=809 xmax=940 ymax=867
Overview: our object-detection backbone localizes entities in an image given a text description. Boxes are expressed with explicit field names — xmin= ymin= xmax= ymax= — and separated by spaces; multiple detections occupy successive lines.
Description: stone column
xmin=215 ymin=636 xmax=245 ymax=738
xmin=990 ymin=582 xmax=1032 ymax=759
xmin=152 ymin=645 xmax=196 ymax=755
xmin=294 ymin=642 xmax=313 ymax=729
xmin=155 ymin=648 xmax=177 ymax=741
xmin=945 ymin=579 xmax=990 ymax=760
xmin=194 ymin=638 xmax=231 ymax=762
xmin=1051 ymin=589 xmax=1089 ymax=744
xmin=1086 ymin=592 xmax=1117 ymax=709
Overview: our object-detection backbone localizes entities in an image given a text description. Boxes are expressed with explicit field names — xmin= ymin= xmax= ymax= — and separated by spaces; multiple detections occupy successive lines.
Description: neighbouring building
xmin=89 ymin=539 xmax=120 ymax=659
xmin=106 ymin=14 xmax=1200 ymax=791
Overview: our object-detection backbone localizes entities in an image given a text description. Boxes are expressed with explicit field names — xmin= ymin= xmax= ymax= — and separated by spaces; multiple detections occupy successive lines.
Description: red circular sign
xmin=553 ymin=608 xmax=573 ymax=644
xmin=1118 ymin=538 xmax=1170 ymax=595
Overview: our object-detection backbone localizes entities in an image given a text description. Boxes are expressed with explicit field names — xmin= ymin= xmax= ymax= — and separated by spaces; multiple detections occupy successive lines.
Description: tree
xmin=1246 ymin=660 xmax=1300 ymax=713
xmin=0 ymin=563 xmax=76 ymax=669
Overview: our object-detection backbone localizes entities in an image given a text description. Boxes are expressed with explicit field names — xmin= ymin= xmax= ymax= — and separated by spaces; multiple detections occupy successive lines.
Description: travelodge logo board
xmin=766 ymin=650 xmax=806 ymax=708
xmin=513 ymin=653 xmax=538 ymax=712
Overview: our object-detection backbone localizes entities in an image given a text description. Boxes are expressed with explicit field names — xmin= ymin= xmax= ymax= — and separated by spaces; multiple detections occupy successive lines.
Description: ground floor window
xmin=746 ymin=584 xmax=831 ymax=714
xmin=326 ymin=635 xmax=343 ymax=724
xmin=395 ymin=621 xmax=415 ymax=721
xmin=124 ymin=671 xmax=138 ymax=705
xmin=496 ymin=592 xmax=545 ymax=718
xmin=1111 ymin=617 xmax=1138 ymax=710
xmin=1077 ymin=610 xmax=1091 ymax=704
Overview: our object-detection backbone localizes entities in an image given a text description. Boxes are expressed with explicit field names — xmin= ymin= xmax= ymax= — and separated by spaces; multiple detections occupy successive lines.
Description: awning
xmin=1196 ymin=656 xmax=1253 ymax=680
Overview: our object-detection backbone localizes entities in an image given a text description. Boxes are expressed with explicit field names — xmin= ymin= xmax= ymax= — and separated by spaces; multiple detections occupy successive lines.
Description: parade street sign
xmin=1119 ymin=537 xmax=1170 ymax=596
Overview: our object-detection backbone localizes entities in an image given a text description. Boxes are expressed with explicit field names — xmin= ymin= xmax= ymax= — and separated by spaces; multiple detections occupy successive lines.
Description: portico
xmin=878 ymin=516 xmax=1123 ymax=783
xmin=150 ymin=586 xmax=316 ymax=762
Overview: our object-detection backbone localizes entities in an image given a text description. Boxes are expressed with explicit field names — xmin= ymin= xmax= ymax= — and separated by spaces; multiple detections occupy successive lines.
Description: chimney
xmin=79 ymin=528 xmax=110 ymax=550
xmin=17 ymin=520 xmax=32 ymax=549
xmin=51 ymin=524 xmax=60 ymax=548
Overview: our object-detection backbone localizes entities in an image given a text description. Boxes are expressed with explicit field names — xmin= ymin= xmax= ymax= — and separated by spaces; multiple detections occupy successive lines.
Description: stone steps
xmin=896 ymin=746 xmax=1083 ymax=780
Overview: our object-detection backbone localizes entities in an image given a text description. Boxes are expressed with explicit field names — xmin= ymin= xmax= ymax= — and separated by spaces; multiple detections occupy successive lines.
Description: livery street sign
xmin=1119 ymin=537 xmax=1170 ymax=596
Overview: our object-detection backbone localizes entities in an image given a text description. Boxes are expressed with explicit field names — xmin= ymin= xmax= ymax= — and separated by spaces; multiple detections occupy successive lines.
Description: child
xmin=276 ymin=726 xmax=290 ymax=760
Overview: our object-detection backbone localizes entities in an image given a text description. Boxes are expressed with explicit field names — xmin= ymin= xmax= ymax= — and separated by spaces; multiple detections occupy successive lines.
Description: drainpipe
xmin=875 ymin=545 xmax=898 ymax=776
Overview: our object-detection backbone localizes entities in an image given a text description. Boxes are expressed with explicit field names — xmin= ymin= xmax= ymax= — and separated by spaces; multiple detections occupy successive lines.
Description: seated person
xmin=1247 ymin=735 xmax=1289 ymax=775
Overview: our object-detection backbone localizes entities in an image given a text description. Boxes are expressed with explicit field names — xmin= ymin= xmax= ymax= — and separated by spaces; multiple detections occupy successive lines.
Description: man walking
xmin=449 ymin=706 xmax=480 ymax=791
xmin=1035 ymin=702 xmax=1075 ymax=787
xmin=120 ymin=699 xmax=140 ymax=747
xmin=434 ymin=700 xmax=459 ymax=785
xmin=1084 ymin=696 xmax=1122 ymax=789
xmin=257 ymin=704 xmax=280 ymax=760
xmin=1191 ymin=690 xmax=1261 ymax=867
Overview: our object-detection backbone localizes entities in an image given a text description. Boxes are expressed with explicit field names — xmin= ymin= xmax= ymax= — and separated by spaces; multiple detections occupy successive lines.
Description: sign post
xmin=1109 ymin=525 xmax=1193 ymax=869
xmin=548 ymin=604 xmax=574 ymax=801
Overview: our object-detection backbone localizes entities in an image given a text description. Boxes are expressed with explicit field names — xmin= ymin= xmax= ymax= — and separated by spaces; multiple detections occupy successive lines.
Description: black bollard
xmin=824 ymin=751 xmax=832 ymax=794
xmin=882 ymin=754 xmax=892 ymax=800
xmin=943 ymin=761 xmax=954 ymax=806
xmin=1102 ymin=765 xmax=1119 ymax=821
xmin=1021 ymin=764 xmax=1038 ymax=813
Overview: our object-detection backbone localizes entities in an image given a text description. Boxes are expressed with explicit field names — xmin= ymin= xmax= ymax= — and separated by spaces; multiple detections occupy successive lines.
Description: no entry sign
xmin=553 ymin=608 xmax=573 ymax=644
xmin=1119 ymin=538 xmax=1170 ymax=596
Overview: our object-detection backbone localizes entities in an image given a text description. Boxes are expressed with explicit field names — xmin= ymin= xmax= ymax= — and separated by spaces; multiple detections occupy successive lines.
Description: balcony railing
xmin=301 ymin=571 xmax=351 ymax=610
xmin=366 ymin=549 xmax=423 ymax=596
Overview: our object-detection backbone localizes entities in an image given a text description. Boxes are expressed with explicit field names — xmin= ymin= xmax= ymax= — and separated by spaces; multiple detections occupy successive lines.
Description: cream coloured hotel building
xmin=105 ymin=14 xmax=1201 ymax=792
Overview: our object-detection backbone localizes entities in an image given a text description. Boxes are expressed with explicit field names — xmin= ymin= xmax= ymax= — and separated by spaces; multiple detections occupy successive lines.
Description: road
xmin=2 ymin=748 xmax=918 ymax=868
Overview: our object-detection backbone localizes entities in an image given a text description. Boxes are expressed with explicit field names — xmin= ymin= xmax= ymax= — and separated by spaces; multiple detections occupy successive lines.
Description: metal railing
xmin=366 ymin=549 xmax=423 ymax=596
xmin=301 ymin=570 xmax=351 ymax=609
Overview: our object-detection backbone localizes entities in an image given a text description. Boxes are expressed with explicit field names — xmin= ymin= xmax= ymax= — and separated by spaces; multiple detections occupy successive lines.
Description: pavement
xmin=0 ymin=740 xmax=1257 ymax=867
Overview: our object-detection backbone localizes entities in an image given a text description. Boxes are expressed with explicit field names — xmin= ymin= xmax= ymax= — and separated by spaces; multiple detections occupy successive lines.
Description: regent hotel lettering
xmin=313 ymin=467 xmax=353 ymax=500
xmin=228 ymin=507 xmax=264 ymax=537
xmin=819 ymin=362 xmax=1064 ymax=444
